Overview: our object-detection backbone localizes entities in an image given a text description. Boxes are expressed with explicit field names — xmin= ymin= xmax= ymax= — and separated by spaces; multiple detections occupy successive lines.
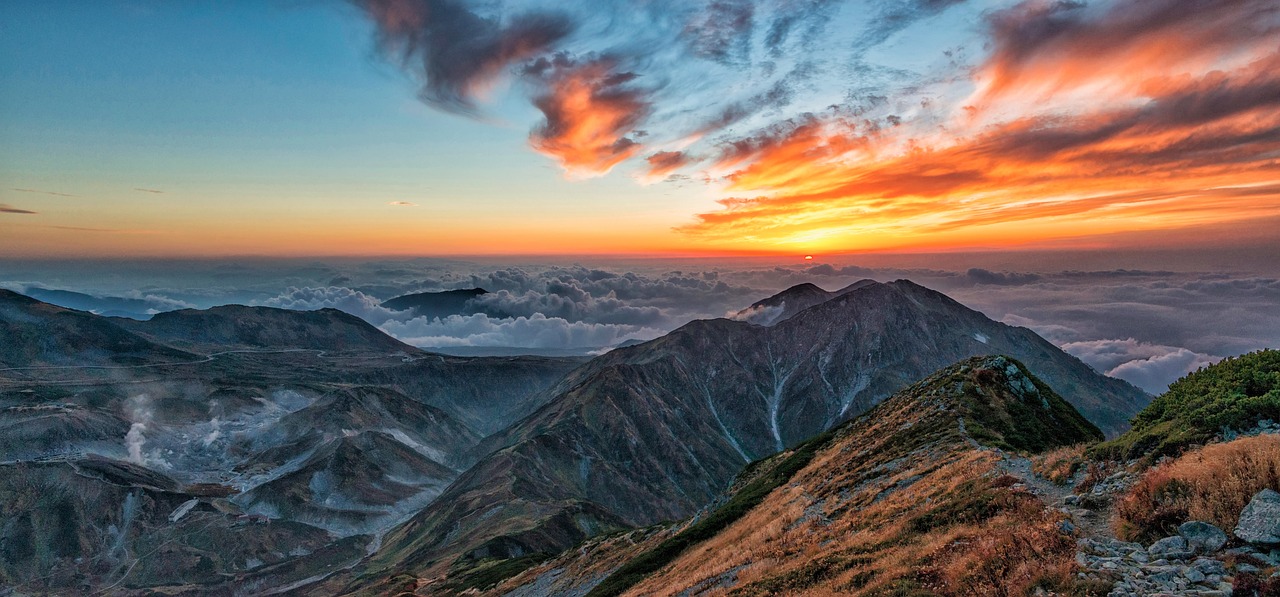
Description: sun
xmin=804 ymin=255 xmax=813 ymax=260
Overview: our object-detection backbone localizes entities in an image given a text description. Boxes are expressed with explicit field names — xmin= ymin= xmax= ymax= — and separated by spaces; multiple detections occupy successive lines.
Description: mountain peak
xmin=732 ymin=280 xmax=878 ymax=326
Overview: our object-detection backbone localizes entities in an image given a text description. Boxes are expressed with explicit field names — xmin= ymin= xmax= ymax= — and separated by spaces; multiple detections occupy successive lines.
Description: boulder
xmin=1148 ymin=536 xmax=1196 ymax=559
xmin=1179 ymin=521 xmax=1228 ymax=553
xmin=1235 ymin=489 xmax=1280 ymax=545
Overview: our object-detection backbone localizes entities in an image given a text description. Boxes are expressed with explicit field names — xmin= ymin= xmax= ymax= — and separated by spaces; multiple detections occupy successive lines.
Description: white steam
xmin=124 ymin=394 xmax=153 ymax=465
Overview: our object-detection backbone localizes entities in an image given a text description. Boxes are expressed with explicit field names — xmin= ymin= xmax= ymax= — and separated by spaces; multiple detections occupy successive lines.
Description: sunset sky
xmin=2 ymin=0 xmax=1279 ymax=258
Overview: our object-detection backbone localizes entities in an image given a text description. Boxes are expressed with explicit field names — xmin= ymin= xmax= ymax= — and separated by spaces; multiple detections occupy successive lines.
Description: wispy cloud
xmin=134 ymin=188 xmax=165 ymax=194
xmin=388 ymin=200 xmax=418 ymax=206
xmin=0 ymin=204 xmax=37 ymax=214
xmin=11 ymin=188 xmax=75 ymax=197
xmin=353 ymin=0 xmax=573 ymax=115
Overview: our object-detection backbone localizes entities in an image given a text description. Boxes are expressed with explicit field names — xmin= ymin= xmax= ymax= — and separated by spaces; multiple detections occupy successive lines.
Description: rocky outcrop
xmin=1236 ymin=489 xmax=1280 ymax=545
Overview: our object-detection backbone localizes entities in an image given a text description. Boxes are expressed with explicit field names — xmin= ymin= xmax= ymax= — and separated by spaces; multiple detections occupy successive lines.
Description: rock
xmin=1191 ymin=557 xmax=1226 ymax=576
xmin=1149 ymin=536 xmax=1196 ymax=560
xmin=1235 ymin=488 xmax=1280 ymax=545
xmin=1058 ymin=519 xmax=1077 ymax=535
xmin=1179 ymin=521 xmax=1228 ymax=553
xmin=1184 ymin=568 xmax=1206 ymax=583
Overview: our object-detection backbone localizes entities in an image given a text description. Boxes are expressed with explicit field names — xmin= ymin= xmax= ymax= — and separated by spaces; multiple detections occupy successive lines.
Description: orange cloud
xmin=528 ymin=59 xmax=650 ymax=178
xmin=973 ymin=0 xmax=1279 ymax=112
xmin=676 ymin=0 xmax=1280 ymax=252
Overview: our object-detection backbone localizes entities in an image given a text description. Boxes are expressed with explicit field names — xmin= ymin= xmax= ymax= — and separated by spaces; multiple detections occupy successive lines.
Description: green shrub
xmin=1092 ymin=350 xmax=1280 ymax=461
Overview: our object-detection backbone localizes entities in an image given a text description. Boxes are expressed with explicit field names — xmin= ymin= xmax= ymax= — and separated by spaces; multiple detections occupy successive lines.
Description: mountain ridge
xmin=338 ymin=279 xmax=1148 ymax=589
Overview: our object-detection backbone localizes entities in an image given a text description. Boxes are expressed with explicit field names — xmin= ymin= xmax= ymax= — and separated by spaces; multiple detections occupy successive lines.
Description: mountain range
xmin=0 ymin=281 xmax=1151 ymax=594
xmin=322 ymin=279 xmax=1148 ymax=592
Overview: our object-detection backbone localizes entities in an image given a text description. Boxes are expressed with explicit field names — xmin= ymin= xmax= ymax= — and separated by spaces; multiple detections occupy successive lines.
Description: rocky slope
xmin=0 ymin=455 xmax=369 ymax=594
xmin=342 ymin=281 xmax=1147 ymax=589
xmin=0 ymin=290 xmax=582 ymax=593
xmin=429 ymin=355 xmax=1105 ymax=596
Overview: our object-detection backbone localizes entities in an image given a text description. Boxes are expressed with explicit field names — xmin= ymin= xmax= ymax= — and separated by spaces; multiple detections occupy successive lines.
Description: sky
xmin=2 ymin=0 xmax=1278 ymax=258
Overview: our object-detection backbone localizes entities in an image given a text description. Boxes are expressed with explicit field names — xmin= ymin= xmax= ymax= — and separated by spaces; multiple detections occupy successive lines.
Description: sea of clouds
xmin=3 ymin=254 xmax=1278 ymax=394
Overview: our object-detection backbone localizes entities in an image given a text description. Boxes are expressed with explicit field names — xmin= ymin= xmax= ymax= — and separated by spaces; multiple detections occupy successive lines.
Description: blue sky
xmin=0 ymin=1 xmax=701 ymax=256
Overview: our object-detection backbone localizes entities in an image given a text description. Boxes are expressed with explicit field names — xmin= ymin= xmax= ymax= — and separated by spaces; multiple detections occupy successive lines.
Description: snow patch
xmin=169 ymin=498 xmax=199 ymax=523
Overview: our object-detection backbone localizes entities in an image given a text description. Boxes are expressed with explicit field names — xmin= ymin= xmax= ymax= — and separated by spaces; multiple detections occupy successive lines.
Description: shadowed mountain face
xmin=360 ymin=280 xmax=1147 ymax=581
xmin=0 ymin=456 xmax=370 ymax=593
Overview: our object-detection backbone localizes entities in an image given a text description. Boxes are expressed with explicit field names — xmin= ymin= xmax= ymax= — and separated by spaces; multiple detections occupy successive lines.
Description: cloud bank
xmin=7 ymin=255 xmax=1277 ymax=392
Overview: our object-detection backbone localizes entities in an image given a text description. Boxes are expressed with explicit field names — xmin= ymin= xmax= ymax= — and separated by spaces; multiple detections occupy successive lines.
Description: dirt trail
xmin=999 ymin=454 xmax=1116 ymax=543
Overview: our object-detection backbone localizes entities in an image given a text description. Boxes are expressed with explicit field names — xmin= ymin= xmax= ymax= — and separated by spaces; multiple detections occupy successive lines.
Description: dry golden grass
xmin=1114 ymin=434 xmax=1280 ymax=542
xmin=610 ymin=385 xmax=1087 ymax=597
xmin=1032 ymin=444 xmax=1088 ymax=485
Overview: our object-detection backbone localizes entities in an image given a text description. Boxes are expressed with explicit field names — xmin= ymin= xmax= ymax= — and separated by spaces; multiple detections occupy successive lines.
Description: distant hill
xmin=20 ymin=286 xmax=171 ymax=319
xmin=381 ymin=288 xmax=500 ymax=319
xmin=0 ymin=290 xmax=584 ymax=595
xmin=236 ymin=429 xmax=459 ymax=535
xmin=0 ymin=455 xmax=368 ymax=592
xmin=115 ymin=304 xmax=420 ymax=353
xmin=0 ymin=288 xmax=194 ymax=368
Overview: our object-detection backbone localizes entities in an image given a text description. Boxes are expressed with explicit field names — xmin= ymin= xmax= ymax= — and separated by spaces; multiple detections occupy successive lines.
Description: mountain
xmin=344 ymin=280 xmax=1147 ymax=586
xmin=492 ymin=356 xmax=1102 ymax=596
xmin=731 ymin=280 xmax=875 ymax=325
xmin=115 ymin=304 xmax=420 ymax=353
xmin=381 ymin=288 xmax=504 ymax=320
xmin=0 ymin=289 xmax=193 ymax=368
xmin=21 ymin=287 xmax=165 ymax=319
